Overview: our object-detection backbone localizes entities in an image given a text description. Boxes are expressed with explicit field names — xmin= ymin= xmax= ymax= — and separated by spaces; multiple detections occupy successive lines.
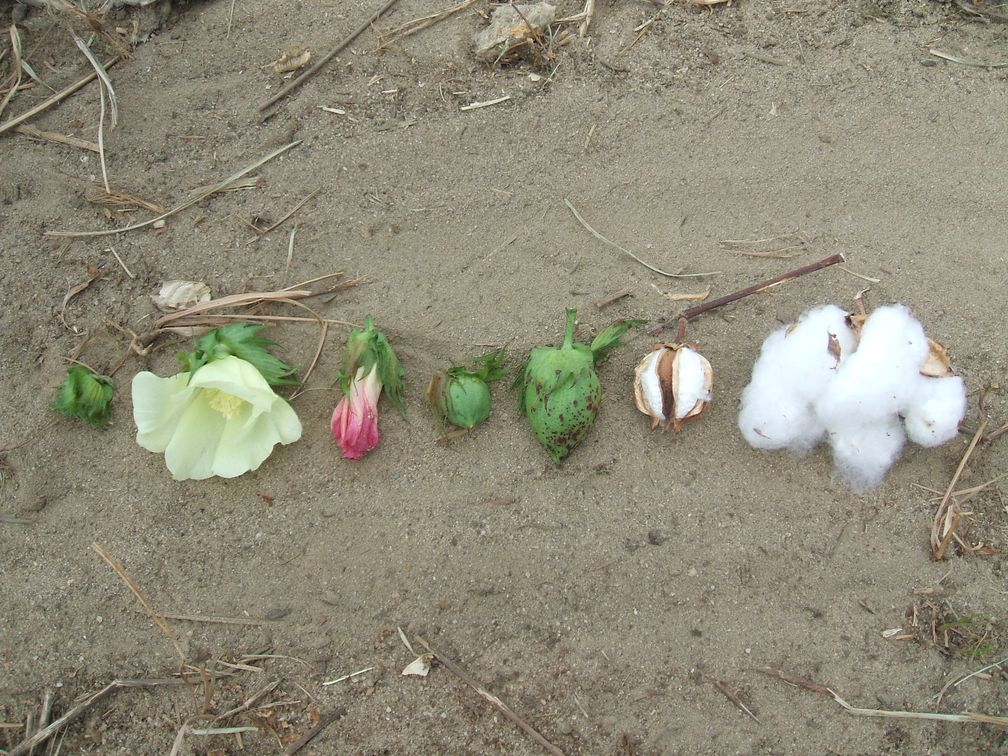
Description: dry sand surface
xmin=1 ymin=0 xmax=1007 ymax=753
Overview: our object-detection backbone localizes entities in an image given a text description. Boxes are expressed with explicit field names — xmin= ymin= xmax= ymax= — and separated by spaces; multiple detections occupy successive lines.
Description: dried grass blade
xmin=154 ymin=290 xmax=313 ymax=328
xmin=0 ymin=24 xmax=23 ymax=121
xmin=0 ymin=56 xmax=120 ymax=136
xmin=45 ymin=141 xmax=301 ymax=238
xmin=931 ymin=422 xmax=986 ymax=558
xmin=565 ymin=198 xmax=719 ymax=278
xmin=91 ymin=542 xmax=186 ymax=664
xmin=70 ymin=33 xmax=117 ymax=126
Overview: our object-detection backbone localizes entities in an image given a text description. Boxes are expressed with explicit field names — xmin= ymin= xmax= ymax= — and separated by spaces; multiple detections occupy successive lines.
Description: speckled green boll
xmin=517 ymin=309 xmax=642 ymax=465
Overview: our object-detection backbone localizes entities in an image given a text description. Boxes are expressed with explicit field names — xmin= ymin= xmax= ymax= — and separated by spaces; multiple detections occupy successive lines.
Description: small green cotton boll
xmin=51 ymin=365 xmax=115 ymax=427
xmin=436 ymin=373 xmax=493 ymax=429
xmin=426 ymin=347 xmax=507 ymax=431
xmin=517 ymin=309 xmax=643 ymax=464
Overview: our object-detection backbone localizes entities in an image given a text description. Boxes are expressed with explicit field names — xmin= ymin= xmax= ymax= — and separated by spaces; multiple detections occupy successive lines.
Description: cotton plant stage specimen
xmin=426 ymin=347 xmax=507 ymax=432
xmin=739 ymin=304 xmax=966 ymax=491
xmin=52 ymin=364 xmax=116 ymax=428
xmin=330 ymin=315 xmax=405 ymax=461
xmin=517 ymin=308 xmax=642 ymax=464
xmin=633 ymin=255 xmax=846 ymax=435
xmin=633 ymin=343 xmax=713 ymax=431
xmin=132 ymin=323 xmax=302 ymax=481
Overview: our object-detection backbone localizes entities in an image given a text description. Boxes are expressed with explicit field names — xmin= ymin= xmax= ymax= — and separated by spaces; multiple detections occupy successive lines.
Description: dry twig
xmin=931 ymin=422 xmax=986 ymax=559
xmin=259 ymin=0 xmax=399 ymax=110
xmin=415 ymin=635 xmax=565 ymax=755
xmin=45 ymin=141 xmax=301 ymax=238
xmin=761 ymin=666 xmax=1008 ymax=728
xmin=376 ymin=0 xmax=479 ymax=50
xmin=8 ymin=678 xmax=186 ymax=756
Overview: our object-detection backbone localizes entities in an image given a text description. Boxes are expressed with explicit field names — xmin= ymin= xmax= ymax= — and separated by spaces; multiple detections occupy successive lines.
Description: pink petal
xmin=330 ymin=376 xmax=380 ymax=460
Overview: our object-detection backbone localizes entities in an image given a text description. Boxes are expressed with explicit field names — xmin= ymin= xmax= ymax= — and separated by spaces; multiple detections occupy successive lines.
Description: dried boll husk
xmin=634 ymin=343 xmax=713 ymax=431
xmin=920 ymin=339 xmax=953 ymax=377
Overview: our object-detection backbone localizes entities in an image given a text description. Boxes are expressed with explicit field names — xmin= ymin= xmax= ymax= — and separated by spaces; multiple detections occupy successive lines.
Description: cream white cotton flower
xmin=132 ymin=355 xmax=301 ymax=481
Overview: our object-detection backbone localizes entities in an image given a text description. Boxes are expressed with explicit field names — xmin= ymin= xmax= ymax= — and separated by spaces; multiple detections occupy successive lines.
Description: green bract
xmin=179 ymin=322 xmax=297 ymax=387
xmin=51 ymin=365 xmax=115 ymax=427
xmin=426 ymin=348 xmax=507 ymax=430
xmin=340 ymin=315 xmax=405 ymax=414
xmin=517 ymin=308 xmax=642 ymax=464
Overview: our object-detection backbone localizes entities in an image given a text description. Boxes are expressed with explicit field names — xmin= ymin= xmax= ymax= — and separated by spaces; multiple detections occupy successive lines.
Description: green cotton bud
xmin=51 ymin=365 xmax=115 ymax=427
xmin=426 ymin=348 xmax=507 ymax=431
xmin=516 ymin=309 xmax=642 ymax=464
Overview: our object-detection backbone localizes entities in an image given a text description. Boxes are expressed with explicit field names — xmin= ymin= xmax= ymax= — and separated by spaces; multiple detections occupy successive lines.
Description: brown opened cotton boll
xmin=633 ymin=343 xmax=713 ymax=431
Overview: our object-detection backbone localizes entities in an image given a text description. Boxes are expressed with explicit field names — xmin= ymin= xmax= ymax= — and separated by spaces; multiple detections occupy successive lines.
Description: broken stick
xmin=415 ymin=636 xmax=565 ymax=755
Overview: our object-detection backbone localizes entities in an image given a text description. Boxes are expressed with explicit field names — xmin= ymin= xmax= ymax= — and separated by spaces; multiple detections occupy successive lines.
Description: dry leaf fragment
xmin=827 ymin=331 xmax=842 ymax=367
xmin=920 ymin=338 xmax=953 ymax=377
xmin=401 ymin=654 xmax=433 ymax=677
xmin=272 ymin=47 xmax=311 ymax=74
xmin=152 ymin=280 xmax=212 ymax=311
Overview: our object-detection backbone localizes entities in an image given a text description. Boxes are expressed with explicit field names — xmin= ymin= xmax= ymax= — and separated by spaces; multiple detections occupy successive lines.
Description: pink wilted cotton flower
xmin=330 ymin=316 xmax=405 ymax=461
xmin=331 ymin=366 xmax=381 ymax=460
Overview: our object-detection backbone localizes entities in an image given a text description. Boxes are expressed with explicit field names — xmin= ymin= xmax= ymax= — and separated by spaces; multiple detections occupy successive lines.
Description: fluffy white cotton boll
xmin=815 ymin=305 xmax=929 ymax=427
xmin=738 ymin=380 xmax=825 ymax=453
xmin=828 ymin=418 xmax=906 ymax=493
xmin=903 ymin=374 xmax=966 ymax=447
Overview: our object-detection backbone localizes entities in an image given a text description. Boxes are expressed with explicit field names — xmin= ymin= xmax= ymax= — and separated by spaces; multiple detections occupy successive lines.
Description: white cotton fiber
xmin=903 ymin=374 xmax=967 ymax=447
xmin=828 ymin=417 xmax=907 ymax=493
xmin=814 ymin=305 xmax=929 ymax=427
xmin=739 ymin=301 xmax=966 ymax=493
xmin=737 ymin=305 xmax=851 ymax=453
xmin=674 ymin=347 xmax=712 ymax=420
xmin=738 ymin=380 xmax=825 ymax=453
xmin=637 ymin=349 xmax=667 ymax=423
xmin=776 ymin=305 xmax=857 ymax=402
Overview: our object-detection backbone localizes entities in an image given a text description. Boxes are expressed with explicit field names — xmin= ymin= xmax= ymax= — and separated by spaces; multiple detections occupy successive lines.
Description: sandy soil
xmin=2 ymin=0 xmax=1007 ymax=753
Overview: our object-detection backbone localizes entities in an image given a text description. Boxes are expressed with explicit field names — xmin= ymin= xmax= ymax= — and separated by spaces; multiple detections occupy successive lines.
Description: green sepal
xmin=589 ymin=319 xmax=646 ymax=363
xmin=178 ymin=322 xmax=297 ymax=387
xmin=51 ymin=365 xmax=115 ymax=427
xmin=448 ymin=346 xmax=507 ymax=383
xmin=340 ymin=315 xmax=406 ymax=416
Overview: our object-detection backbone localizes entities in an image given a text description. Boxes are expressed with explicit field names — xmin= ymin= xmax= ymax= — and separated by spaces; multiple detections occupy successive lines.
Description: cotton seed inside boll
xmin=920 ymin=339 xmax=954 ymax=378
xmin=633 ymin=344 xmax=712 ymax=431
xmin=903 ymin=374 xmax=966 ymax=448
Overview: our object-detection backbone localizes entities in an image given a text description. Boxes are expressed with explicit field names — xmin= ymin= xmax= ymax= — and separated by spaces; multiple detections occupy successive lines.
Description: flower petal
xmin=132 ymin=371 xmax=196 ymax=453
xmin=212 ymin=398 xmax=302 ymax=478
xmin=189 ymin=355 xmax=277 ymax=413
xmin=330 ymin=381 xmax=379 ymax=461
xmin=163 ymin=390 xmax=228 ymax=481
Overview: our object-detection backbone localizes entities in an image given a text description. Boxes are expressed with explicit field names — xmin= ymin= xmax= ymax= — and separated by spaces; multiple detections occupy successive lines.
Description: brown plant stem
xmin=648 ymin=254 xmax=845 ymax=338
xmin=258 ymin=0 xmax=399 ymax=111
